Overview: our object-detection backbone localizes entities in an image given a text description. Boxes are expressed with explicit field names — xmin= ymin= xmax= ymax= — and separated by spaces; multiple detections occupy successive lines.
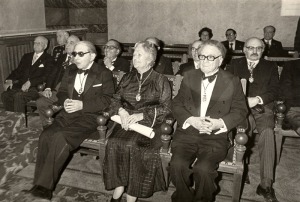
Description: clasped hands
xmin=186 ymin=116 xmax=223 ymax=135
xmin=4 ymin=80 xmax=13 ymax=91
xmin=247 ymin=97 xmax=260 ymax=108
xmin=119 ymin=108 xmax=143 ymax=131
xmin=64 ymin=98 xmax=83 ymax=113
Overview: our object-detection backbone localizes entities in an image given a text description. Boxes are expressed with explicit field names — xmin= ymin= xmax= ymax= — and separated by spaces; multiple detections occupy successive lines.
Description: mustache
xmin=250 ymin=53 xmax=259 ymax=57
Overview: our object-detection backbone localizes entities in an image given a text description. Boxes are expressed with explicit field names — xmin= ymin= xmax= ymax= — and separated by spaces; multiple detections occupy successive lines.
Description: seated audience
xmin=36 ymin=35 xmax=80 ymax=128
xmin=103 ymin=41 xmax=172 ymax=202
xmin=145 ymin=37 xmax=174 ymax=75
xmin=52 ymin=30 xmax=69 ymax=61
xmin=227 ymin=37 xmax=279 ymax=202
xmin=23 ymin=41 xmax=115 ymax=200
xmin=222 ymin=28 xmax=244 ymax=51
xmin=1 ymin=36 xmax=54 ymax=112
xmin=176 ymin=40 xmax=203 ymax=75
xmin=101 ymin=39 xmax=131 ymax=73
xmin=278 ymin=59 xmax=300 ymax=135
xmin=170 ymin=40 xmax=248 ymax=202
xmin=262 ymin=25 xmax=287 ymax=57
xmin=198 ymin=27 xmax=213 ymax=42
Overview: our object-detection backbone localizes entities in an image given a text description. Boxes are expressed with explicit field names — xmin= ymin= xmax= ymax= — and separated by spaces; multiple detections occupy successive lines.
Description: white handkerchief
xmin=92 ymin=83 xmax=102 ymax=87
xmin=38 ymin=64 xmax=44 ymax=68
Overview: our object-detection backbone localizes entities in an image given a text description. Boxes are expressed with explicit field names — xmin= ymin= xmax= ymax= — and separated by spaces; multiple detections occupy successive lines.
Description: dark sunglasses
xmin=71 ymin=51 xmax=90 ymax=57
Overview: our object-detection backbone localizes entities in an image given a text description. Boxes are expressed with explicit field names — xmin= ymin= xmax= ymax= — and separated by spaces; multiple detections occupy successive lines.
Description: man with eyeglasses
xmin=36 ymin=35 xmax=80 ymax=128
xmin=170 ymin=40 xmax=248 ymax=202
xmin=262 ymin=25 xmax=287 ymax=57
xmin=24 ymin=41 xmax=115 ymax=200
xmin=1 ymin=36 xmax=54 ymax=112
xmin=101 ymin=39 xmax=130 ymax=73
xmin=176 ymin=40 xmax=203 ymax=75
xmin=222 ymin=28 xmax=244 ymax=52
xmin=227 ymin=37 xmax=279 ymax=202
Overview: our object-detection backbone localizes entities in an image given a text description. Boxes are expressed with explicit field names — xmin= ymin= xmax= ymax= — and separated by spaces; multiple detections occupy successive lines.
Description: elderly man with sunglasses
xmin=170 ymin=40 xmax=248 ymax=202
xmin=36 ymin=35 xmax=80 ymax=128
xmin=101 ymin=39 xmax=130 ymax=73
xmin=23 ymin=41 xmax=115 ymax=200
xmin=227 ymin=37 xmax=279 ymax=202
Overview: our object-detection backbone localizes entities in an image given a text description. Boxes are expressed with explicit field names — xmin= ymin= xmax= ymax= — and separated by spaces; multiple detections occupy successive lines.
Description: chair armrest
xmin=234 ymin=126 xmax=248 ymax=164
xmin=96 ymin=114 xmax=109 ymax=141
xmin=160 ymin=113 xmax=175 ymax=153
xmin=275 ymin=102 xmax=287 ymax=130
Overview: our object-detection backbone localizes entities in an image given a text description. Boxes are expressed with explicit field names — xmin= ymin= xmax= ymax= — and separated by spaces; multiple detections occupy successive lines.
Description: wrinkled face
xmin=57 ymin=32 xmax=68 ymax=45
xmin=133 ymin=44 xmax=151 ymax=71
xmin=244 ymin=38 xmax=264 ymax=61
xmin=226 ymin=30 xmax=236 ymax=42
xmin=73 ymin=43 xmax=95 ymax=69
xmin=65 ymin=37 xmax=78 ymax=54
xmin=198 ymin=45 xmax=223 ymax=75
xmin=33 ymin=37 xmax=47 ymax=54
xmin=104 ymin=41 xmax=119 ymax=59
xmin=264 ymin=27 xmax=275 ymax=40
xmin=200 ymin=31 xmax=210 ymax=42
xmin=191 ymin=41 xmax=203 ymax=61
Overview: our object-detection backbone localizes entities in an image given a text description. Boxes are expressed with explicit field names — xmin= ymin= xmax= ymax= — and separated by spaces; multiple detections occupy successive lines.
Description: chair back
xmin=165 ymin=75 xmax=183 ymax=99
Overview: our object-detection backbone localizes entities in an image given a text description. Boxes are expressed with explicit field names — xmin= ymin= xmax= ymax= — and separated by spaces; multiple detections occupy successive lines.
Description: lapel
xmin=189 ymin=69 xmax=203 ymax=114
xmin=82 ymin=63 xmax=97 ymax=96
xmin=32 ymin=52 xmax=45 ymax=67
xmin=67 ymin=65 xmax=77 ymax=98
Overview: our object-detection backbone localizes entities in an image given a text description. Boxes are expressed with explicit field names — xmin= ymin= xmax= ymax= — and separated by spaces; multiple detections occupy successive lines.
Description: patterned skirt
xmin=103 ymin=124 xmax=166 ymax=198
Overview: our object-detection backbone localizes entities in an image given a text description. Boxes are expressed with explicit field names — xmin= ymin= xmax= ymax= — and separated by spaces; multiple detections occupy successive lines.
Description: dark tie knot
xmin=203 ymin=72 xmax=218 ymax=83
xmin=77 ymin=69 xmax=89 ymax=75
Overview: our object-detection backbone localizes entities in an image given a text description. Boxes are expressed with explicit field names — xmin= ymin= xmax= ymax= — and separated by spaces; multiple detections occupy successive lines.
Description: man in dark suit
xmin=1 ymin=36 xmax=54 ymax=112
xmin=146 ymin=37 xmax=174 ymax=75
xmin=170 ymin=40 xmax=248 ymax=202
xmin=222 ymin=28 xmax=244 ymax=51
xmin=176 ymin=40 xmax=202 ymax=75
xmin=24 ymin=41 xmax=115 ymax=200
xmin=36 ymin=35 xmax=80 ymax=127
xmin=227 ymin=37 xmax=279 ymax=202
xmin=52 ymin=30 xmax=69 ymax=61
xmin=262 ymin=25 xmax=288 ymax=57
xmin=101 ymin=39 xmax=130 ymax=73
xmin=278 ymin=59 xmax=300 ymax=135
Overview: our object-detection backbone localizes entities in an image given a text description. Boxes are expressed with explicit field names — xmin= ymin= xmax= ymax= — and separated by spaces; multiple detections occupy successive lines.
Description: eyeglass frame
xmin=71 ymin=51 xmax=90 ymax=57
xmin=104 ymin=45 xmax=118 ymax=50
xmin=198 ymin=54 xmax=221 ymax=61
xmin=245 ymin=46 xmax=264 ymax=52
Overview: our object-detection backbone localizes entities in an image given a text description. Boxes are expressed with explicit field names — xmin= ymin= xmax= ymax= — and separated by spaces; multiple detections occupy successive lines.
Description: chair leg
xmin=275 ymin=133 xmax=283 ymax=164
xmin=98 ymin=142 xmax=106 ymax=181
xmin=232 ymin=170 xmax=243 ymax=202
xmin=160 ymin=154 xmax=171 ymax=189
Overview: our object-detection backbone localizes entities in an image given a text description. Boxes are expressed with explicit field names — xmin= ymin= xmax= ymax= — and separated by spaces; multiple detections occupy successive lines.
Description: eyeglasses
xmin=191 ymin=47 xmax=198 ymax=51
xmin=198 ymin=55 xmax=221 ymax=61
xmin=104 ymin=45 xmax=118 ymax=50
xmin=226 ymin=33 xmax=235 ymax=36
xmin=245 ymin=46 xmax=263 ymax=52
xmin=71 ymin=51 xmax=90 ymax=57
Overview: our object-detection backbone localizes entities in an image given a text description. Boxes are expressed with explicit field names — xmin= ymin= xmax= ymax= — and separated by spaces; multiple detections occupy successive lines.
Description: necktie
xmin=229 ymin=43 xmax=233 ymax=50
xmin=77 ymin=69 xmax=89 ymax=75
xmin=248 ymin=62 xmax=255 ymax=70
xmin=32 ymin=54 xmax=38 ymax=65
xmin=203 ymin=71 xmax=218 ymax=83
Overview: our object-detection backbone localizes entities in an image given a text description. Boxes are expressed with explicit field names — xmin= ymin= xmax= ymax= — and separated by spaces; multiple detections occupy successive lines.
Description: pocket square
xmin=39 ymin=64 xmax=44 ymax=68
xmin=93 ymin=84 xmax=102 ymax=87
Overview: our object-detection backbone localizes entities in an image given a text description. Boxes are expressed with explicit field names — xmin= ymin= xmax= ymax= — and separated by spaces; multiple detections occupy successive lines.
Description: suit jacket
xmin=176 ymin=61 xmax=196 ymax=76
xmin=52 ymin=45 xmax=65 ymax=61
xmin=222 ymin=40 xmax=245 ymax=51
xmin=172 ymin=68 xmax=248 ymax=139
xmin=56 ymin=62 xmax=115 ymax=117
xmin=262 ymin=38 xmax=288 ymax=57
xmin=99 ymin=57 xmax=130 ymax=73
xmin=6 ymin=52 xmax=54 ymax=89
xmin=153 ymin=54 xmax=174 ymax=75
xmin=279 ymin=59 xmax=300 ymax=109
xmin=227 ymin=57 xmax=279 ymax=106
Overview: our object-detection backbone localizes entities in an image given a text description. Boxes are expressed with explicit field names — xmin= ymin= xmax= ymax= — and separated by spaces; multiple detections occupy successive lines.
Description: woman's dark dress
xmin=103 ymin=69 xmax=172 ymax=198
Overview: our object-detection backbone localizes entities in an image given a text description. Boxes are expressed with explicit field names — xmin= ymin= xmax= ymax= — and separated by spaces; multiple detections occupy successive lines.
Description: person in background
xmin=262 ymin=25 xmax=287 ymax=57
xmin=227 ymin=37 xmax=279 ymax=202
xmin=1 ymin=36 xmax=54 ymax=112
xmin=145 ymin=37 xmax=174 ymax=75
xmin=52 ymin=30 xmax=69 ymax=61
xmin=176 ymin=40 xmax=203 ymax=75
xmin=23 ymin=41 xmax=114 ymax=200
xmin=36 ymin=35 xmax=80 ymax=128
xmin=103 ymin=41 xmax=172 ymax=202
xmin=222 ymin=28 xmax=244 ymax=51
xmin=170 ymin=40 xmax=248 ymax=202
xmin=198 ymin=27 xmax=213 ymax=42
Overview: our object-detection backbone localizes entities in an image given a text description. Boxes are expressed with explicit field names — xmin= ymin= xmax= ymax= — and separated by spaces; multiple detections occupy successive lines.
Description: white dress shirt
xmin=74 ymin=62 xmax=94 ymax=94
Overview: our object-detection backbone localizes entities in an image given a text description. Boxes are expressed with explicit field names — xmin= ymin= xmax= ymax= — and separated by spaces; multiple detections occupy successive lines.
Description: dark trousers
xmin=1 ymin=88 xmax=39 ymax=112
xmin=249 ymin=106 xmax=276 ymax=187
xmin=33 ymin=112 xmax=98 ymax=190
xmin=170 ymin=134 xmax=229 ymax=202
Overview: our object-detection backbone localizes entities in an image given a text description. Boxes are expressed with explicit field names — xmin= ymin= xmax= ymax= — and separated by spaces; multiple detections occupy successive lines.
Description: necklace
xmin=78 ymin=74 xmax=88 ymax=96
xmin=136 ymin=69 xmax=153 ymax=101
xmin=202 ymin=81 xmax=210 ymax=102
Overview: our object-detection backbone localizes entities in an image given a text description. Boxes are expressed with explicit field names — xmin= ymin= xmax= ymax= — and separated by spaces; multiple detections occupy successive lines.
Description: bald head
xmin=33 ymin=36 xmax=48 ymax=53
xmin=244 ymin=37 xmax=265 ymax=61
xmin=145 ymin=37 xmax=161 ymax=49
xmin=65 ymin=35 xmax=81 ymax=54
xmin=56 ymin=30 xmax=69 ymax=45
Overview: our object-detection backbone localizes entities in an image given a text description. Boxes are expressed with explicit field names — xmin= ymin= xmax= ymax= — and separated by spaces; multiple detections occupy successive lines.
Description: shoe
xmin=110 ymin=196 xmax=122 ymax=202
xmin=30 ymin=186 xmax=53 ymax=200
xmin=256 ymin=184 xmax=279 ymax=202
xmin=22 ymin=185 xmax=38 ymax=193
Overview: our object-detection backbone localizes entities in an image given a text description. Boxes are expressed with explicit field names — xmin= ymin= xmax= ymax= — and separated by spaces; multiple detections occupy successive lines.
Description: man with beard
xmin=227 ymin=37 xmax=279 ymax=202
